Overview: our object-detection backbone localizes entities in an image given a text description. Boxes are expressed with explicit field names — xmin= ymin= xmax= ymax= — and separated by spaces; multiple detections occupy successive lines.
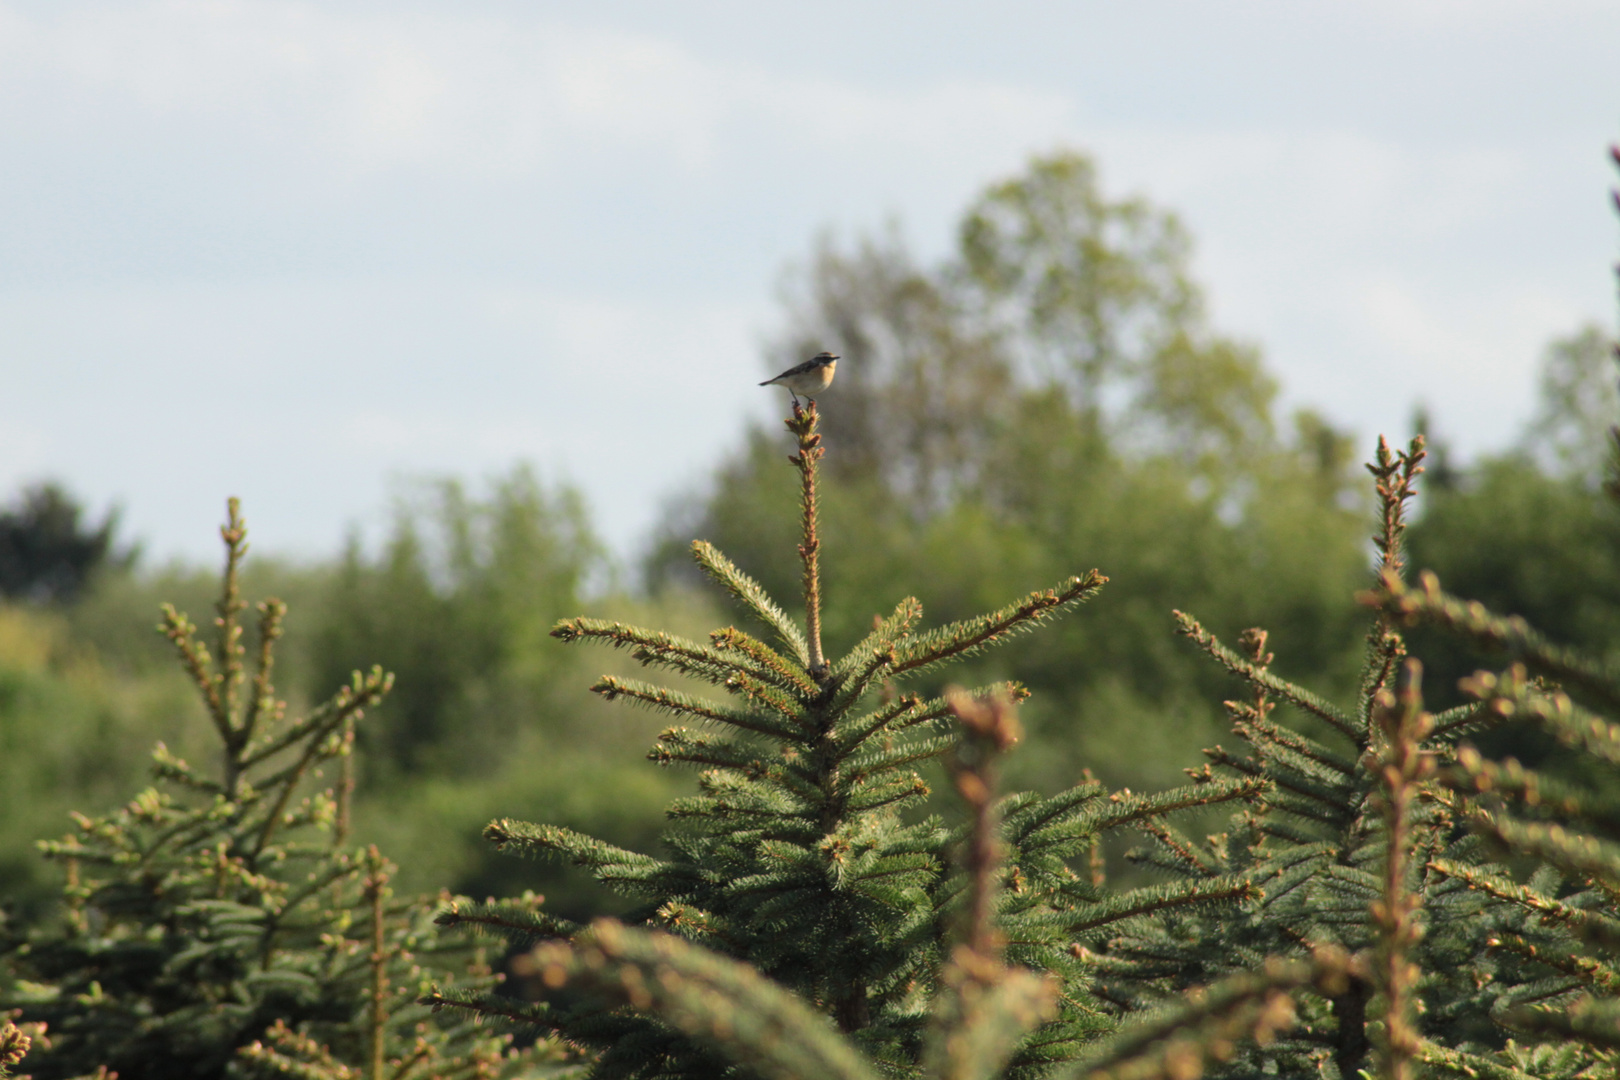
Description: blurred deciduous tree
xmin=1522 ymin=322 xmax=1620 ymax=486
xmin=312 ymin=465 xmax=603 ymax=777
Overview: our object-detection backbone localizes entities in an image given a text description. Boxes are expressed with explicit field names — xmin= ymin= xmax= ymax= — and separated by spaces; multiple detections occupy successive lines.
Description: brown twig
xmin=1369 ymin=660 xmax=1434 ymax=1080
xmin=1361 ymin=437 xmax=1425 ymax=732
xmin=365 ymin=849 xmax=390 ymax=1080
xmin=946 ymin=689 xmax=1022 ymax=958
xmin=787 ymin=401 xmax=828 ymax=679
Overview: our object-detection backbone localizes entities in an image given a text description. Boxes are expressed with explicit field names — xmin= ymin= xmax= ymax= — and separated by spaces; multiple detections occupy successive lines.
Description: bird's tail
xmin=758 ymin=378 xmax=775 ymax=386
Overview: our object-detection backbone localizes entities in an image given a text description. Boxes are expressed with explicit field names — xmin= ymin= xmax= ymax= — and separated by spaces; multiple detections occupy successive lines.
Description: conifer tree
xmin=2 ymin=501 xmax=542 ymax=1080
xmin=433 ymin=686 xmax=1355 ymax=1080
xmin=1064 ymin=438 xmax=1519 ymax=1077
xmin=1338 ymin=155 xmax=1620 ymax=1073
xmin=427 ymin=401 xmax=1272 ymax=1077
xmin=1077 ymin=426 xmax=1620 ymax=1079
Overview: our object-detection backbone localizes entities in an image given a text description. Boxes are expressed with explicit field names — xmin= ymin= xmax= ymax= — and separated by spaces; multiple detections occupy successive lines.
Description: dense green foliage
xmin=0 ymin=147 xmax=1617 ymax=1079
xmin=303 ymin=467 xmax=684 ymax=911
xmin=1 ymin=504 xmax=545 ymax=1079
xmin=428 ymin=403 xmax=1275 ymax=1079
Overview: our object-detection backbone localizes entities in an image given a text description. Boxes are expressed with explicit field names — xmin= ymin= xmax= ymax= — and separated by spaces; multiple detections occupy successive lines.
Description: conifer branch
xmin=1176 ymin=612 xmax=1359 ymax=743
xmin=847 ymin=734 xmax=961 ymax=779
xmin=0 ymin=1021 xmax=30 ymax=1079
xmin=1130 ymin=819 xmax=1217 ymax=877
xmin=1199 ymin=749 xmax=1347 ymax=823
xmin=831 ymin=596 xmax=924 ymax=681
xmin=592 ymin=675 xmax=807 ymax=740
xmin=711 ymin=624 xmax=821 ymax=694
xmin=1368 ymin=661 xmax=1434 ymax=1080
xmin=1370 ymin=571 xmax=1620 ymax=715
xmin=650 ymin=727 xmax=790 ymax=773
xmin=151 ymin=744 xmax=227 ymax=796
xmin=651 ymin=729 xmax=826 ymax=804
xmin=837 ymin=684 xmax=1027 ymax=755
xmin=554 ymin=617 xmax=815 ymax=696
xmin=251 ymin=669 xmax=390 ymax=863
xmin=161 ymin=603 xmax=231 ymax=756
xmin=1354 ymin=437 xmax=1424 ymax=747
xmin=1455 ymin=662 xmax=1620 ymax=766
xmin=1069 ymin=950 xmax=1357 ymax=1080
xmin=1228 ymin=708 xmax=1356 ymax=778
xmin=1468 ymin=810 xmax=1620 ymax=886
xmin=1449 ymin=746 xmax=1609 ymax=827
xmin=336 ymin=727 xmax=355 ymax=847
xmin=1415 ymin=1040 xmax=1541 ymax=1080
xmin=239 ymin=666 xmax=393 ymax=770
xmin=242 ymin=599 xmax=286 ymax=757
xmin=483 ymin=820 xmax=675 ymax=891
xmin=420 ymin=988 xmax=558 ymax=1036
xmin=786 ymin=401 xmax=829 ymax=678
xmin=1368 ymin=436 xmax=1425 ymax=589
xmin=891 ymin=573 xmax=1107 ymax=679
xmin=845 ymin=775 xmax=932 ymax=814
xmin=1003 ymin=782 xmax=1110 ymax=848
xmin=1486 ymin=932 xmax=1620 ymax=993
xmin=1500 ymin=996 xmax=1620 ymax=1050
xmin=1071 ymin=778 xmax=1269 ymax=839
xmin=690 ymin=540 xmax=812 ymax=667
xmin=667 ymin=787 xmax=813 ymax=826
xmin=523 ymin=920 xmax=884 ymax=1080
xmin=722 ymin=671 xmax=810 ymax=725
xmin=1428 ymin=700 xmax=1494 ymax=741
xmin=1426 ymin=860 xmax=1620 ymax=952
xmin=1063 ymin=878 xmax=1260 ymax=936
xmin=216 ymin=496 xmax=251 ymax=745
xmin=432 ymin=897 xmax=580 ymax=946
xmin=836 ymin=691 xmax=927 ymax=751
xmin=824 ymin=642 xmax=903 ymax=719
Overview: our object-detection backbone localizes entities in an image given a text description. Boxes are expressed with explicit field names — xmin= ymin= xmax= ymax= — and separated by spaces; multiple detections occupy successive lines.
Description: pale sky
xmin=2 ymin=0 xmax=1616 ymax=564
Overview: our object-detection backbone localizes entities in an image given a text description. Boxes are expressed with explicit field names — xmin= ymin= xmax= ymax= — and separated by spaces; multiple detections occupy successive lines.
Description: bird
xmin=760 ymin=352 xmax=839 ymax=405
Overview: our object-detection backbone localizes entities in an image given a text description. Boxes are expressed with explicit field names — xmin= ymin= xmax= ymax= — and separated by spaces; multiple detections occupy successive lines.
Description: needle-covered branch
xmin=691 ymin=540 xmax=812 ymax=667
xmin=1069 ymin=951 xmax=1359 ymax=1080
xmin=525 ymin=920 xmax=884 ymax=1080
xmin=1369 ymin=571 xmax=1620 ymax=715
xmin=890 ymin=572 xmax=1107 ymax=679
xmin=1174 ymin=611 xmax=1358 ymax=742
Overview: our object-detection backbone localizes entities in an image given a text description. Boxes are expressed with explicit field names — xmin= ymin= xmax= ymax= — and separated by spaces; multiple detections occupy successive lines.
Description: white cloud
xmin=0 ymin=2 xmax=1070 ymax=181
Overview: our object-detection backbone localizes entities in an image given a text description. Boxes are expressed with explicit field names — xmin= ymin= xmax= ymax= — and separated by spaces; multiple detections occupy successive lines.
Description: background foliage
xmin=1 ymin=148 xmax=1614 ymax=957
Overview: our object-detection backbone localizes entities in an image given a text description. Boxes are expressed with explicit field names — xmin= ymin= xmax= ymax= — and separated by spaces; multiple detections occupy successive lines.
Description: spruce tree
xmin=1078 ymin=430 xmax=1620 ymax=1079
xmin=1060 ymin=438 xmax=1513 ymax=1077
xmin=426 ymin=401 xmax=1272 ymax=1078
xmin=1362 ymin=564 xmax=1620 ymax=1077
xmin=2 ymin=501 xmax=543 ymax=1080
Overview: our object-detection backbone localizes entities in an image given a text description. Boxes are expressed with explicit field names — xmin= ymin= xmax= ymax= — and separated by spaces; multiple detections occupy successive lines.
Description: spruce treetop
xmin=429 ymin=399 xmax=1282 ymax=1077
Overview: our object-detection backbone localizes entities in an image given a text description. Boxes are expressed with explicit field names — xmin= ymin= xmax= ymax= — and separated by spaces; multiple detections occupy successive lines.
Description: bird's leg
xmin=790 ymin=391 xmax=801 ymax=407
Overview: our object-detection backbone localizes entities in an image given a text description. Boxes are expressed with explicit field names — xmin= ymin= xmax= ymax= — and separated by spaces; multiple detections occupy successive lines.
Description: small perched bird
xmin=760 ymin=352 xmax=839 ymax=405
